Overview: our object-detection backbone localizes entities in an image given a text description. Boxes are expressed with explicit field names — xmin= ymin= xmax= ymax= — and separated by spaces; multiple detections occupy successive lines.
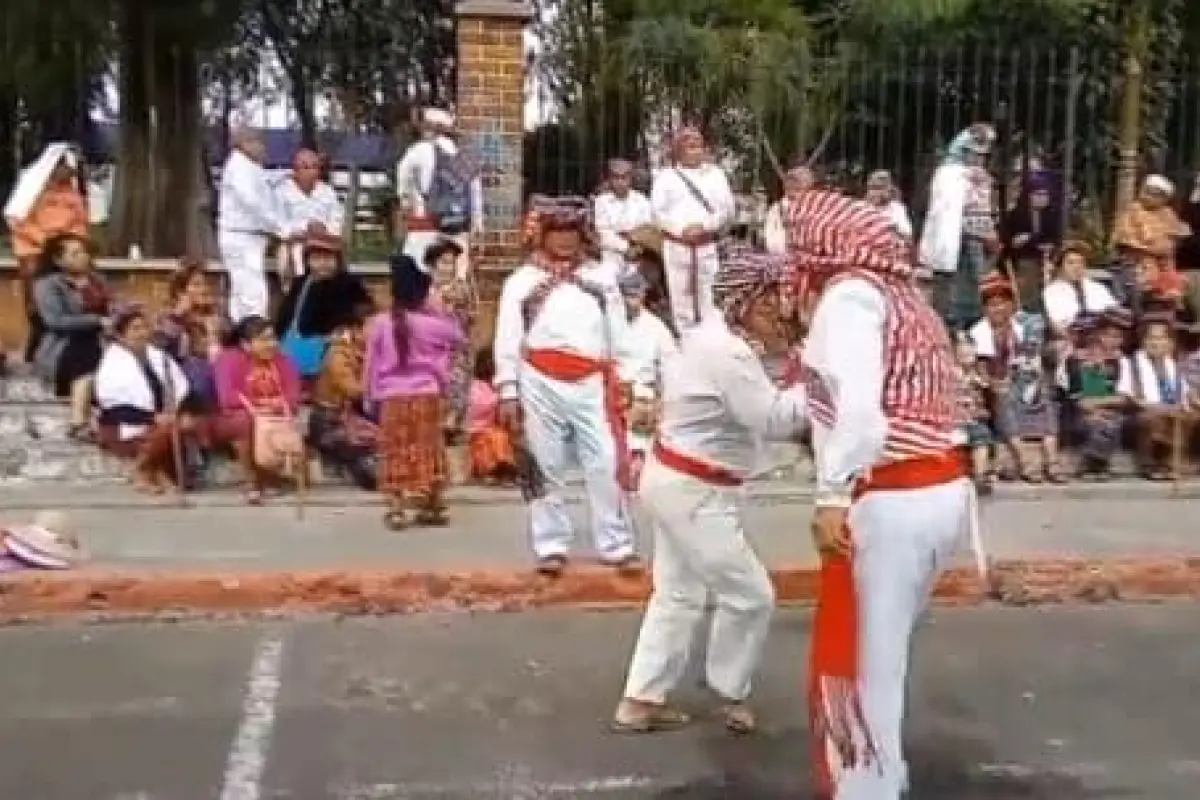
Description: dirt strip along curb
xmin=0 ymin=557 xmax=1197 ymax=622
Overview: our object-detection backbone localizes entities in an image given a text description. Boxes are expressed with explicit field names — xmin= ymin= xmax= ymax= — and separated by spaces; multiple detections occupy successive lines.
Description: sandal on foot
xmin=414 ymin=507 xmax=450 ymax=527
xmin=610 ymin=704 xmax=691 ymax=734
xmin=383 ymin=510 xmax=409 ymax=530
xmin=536 ymin=554 xmax=567 ymax=577
xmin=1020 ymin=470 xmax=1044 ymax=484
xmin=603 ymin=554 xmax=644 ymax=575
xmin=1045 ymin=466 xmax=1069 ymax=484
xmin=720 ymin=703 xmax=757 ymax=735
xmin=244 ymin=489 xmax=264 ymax=506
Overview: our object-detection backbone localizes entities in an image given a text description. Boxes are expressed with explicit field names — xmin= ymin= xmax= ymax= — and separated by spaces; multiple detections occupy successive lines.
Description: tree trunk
xmin=108 ymin=0 xmax=210 ymax=258
xmin=1114 ymin=0 xmax=1151 ymax=217
xmin=290 ymin=72 xmax=319 ymax=151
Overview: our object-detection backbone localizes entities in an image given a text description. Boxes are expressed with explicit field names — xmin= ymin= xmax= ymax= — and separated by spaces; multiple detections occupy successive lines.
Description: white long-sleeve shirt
xmin=650 ymin=164 xmax=736 ymax=238
xmin=218 ymin=150 xmax=283 ymax=237
xmin=593 ymin=190 xmax=653 ymax=267
xmin=493 ymin=260 xmax=632 ymax=400
xmin=621 ymin=310 xmax=678 ymax=399
xmin=276 ymin=178 xmax=344 ymax=239
xmin=657 ymin=315 xmax=806 ymax=476
xmin=763 ymin=198 xmax=790 ymax=255
xmin=395 ymin=136 xmax=484 ymax=232
xmin=1042 ymin=277 xmax=1117 ymax=331
xmin=803 ymin=278 xmax=891 ymax=506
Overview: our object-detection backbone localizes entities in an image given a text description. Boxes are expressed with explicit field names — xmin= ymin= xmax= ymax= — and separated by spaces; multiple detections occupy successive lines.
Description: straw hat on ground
xmin=1 ymin=510 xmax=85 ymax=570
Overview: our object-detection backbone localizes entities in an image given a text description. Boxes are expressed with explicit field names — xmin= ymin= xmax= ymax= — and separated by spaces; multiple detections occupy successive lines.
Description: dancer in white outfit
xmin=650 ymin=127 xmax=736 ymax=332
xmin=789 ymin=187 xmax=976 ymax=800
xmin=494 ymin=198 xmax=640 ymax=575
xmin=613 ymin=247 xmax=805 ymax=735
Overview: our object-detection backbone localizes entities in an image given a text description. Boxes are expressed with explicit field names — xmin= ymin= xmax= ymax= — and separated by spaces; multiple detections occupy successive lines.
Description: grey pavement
xmin=1 ymin=606 xmax=1198 ymax=799
xmin=2 ymin=492 xmax=1199 ymax=573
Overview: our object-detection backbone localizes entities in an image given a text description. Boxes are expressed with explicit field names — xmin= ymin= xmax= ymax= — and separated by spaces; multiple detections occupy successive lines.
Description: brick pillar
xmin=456 ymin=0 xmax=531 ymax=345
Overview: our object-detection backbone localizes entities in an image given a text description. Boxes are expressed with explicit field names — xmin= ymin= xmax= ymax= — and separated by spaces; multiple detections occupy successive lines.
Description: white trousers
xmin=219 ymin=232 xmax=270 ymax=324
xmin=519 ymin=368 xmax=634 ymax=561
xmin=662 ymin=241 xmax=719 ymax=333
xmin=833 ymin=477 xmax=971 ymax=800
xmin=622 ymin=456 xmax=774 ymax=702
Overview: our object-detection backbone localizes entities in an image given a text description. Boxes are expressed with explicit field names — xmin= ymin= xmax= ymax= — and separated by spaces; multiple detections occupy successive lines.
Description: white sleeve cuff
xmin=814 ymin=486 xmax=853 ymax=508
xmin=498 ymin=382 xmax=519 ymax=401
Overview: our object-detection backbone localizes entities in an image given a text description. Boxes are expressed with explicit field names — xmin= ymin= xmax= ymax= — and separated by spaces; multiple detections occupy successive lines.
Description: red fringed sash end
xmin=808 ymin=551 xmax=877 ymax=796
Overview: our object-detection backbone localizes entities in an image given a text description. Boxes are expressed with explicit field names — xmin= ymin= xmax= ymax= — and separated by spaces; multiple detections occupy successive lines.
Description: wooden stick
xmin=294 ymin=447 xmax=308 ymax=521
xmin=1172 ymin=411 xmax=1184 ymax=497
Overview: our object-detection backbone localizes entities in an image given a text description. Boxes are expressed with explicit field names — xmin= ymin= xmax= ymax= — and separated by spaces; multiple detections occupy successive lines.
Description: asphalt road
xmin=2 ymin=606 xmax=1198 ymax=799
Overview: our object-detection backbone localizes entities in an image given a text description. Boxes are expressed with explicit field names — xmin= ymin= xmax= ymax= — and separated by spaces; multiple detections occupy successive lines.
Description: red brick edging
xmin=0 ymin=557 xmax=1197 ymax=622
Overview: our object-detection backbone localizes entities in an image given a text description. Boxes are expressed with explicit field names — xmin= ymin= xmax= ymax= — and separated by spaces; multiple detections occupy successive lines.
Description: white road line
xmin=335 ymin=776 xmax=667 ymax=798
xmin=218 ymin=634 xmax=286 ymax=800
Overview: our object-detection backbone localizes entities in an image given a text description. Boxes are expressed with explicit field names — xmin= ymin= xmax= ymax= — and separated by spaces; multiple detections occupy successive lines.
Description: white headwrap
xmin=3 ymin=142 xmax=78 ymax=223
xmin=1144 ymin=174 xmax=1175 ymax=197
xmin=422 ymin=108 xmax=455 ymax=131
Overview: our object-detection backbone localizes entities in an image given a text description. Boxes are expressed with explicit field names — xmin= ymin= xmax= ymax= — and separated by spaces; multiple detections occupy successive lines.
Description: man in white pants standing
xmin=613 ymin=246 xmax=805 ymax=735
xmin=494 ymin=198 xmax=640 ymax=576
xmin=650 ymin=127 xmax=736 ymax=333
xmin=789 ymin=187 xmax=977 ymax=800
xmin=218 ymin=128 xmax=284 ymax=323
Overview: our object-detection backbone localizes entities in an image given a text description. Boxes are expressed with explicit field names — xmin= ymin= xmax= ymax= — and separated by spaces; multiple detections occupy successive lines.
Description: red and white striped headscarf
xmin=712 ymin=240 xmax=789 ymax=323
xmin=786 ymin=188 xmax=914 ymax=284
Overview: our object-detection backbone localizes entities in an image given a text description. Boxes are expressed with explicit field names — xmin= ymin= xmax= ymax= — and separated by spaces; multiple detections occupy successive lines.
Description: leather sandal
xmin=414 ymin=506 xmax=450 ymax=527
xmin=536 ymin=554 xmax=567 ymax=577
xmin=382 ymin=510 xmax=408 ymax=530
xmin=610 ymin=702 xmax=691 ymax=734
xmin=720 ymin=703 xmax=757 ymax=735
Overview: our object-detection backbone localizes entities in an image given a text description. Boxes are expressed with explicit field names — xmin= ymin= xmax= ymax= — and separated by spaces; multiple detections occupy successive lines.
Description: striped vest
xmin=804 ymin=270 xmax=958 ymax=462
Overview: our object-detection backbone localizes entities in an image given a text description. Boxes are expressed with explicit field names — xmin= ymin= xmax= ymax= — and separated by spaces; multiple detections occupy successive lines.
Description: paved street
xmin=3 ymin=491 xmax=1199 ymax=574
xmin=2 ymin=606 xmax=1198 ymax=799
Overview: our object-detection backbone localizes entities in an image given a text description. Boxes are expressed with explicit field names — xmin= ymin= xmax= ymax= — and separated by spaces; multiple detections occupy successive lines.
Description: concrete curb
xmin=4 ymin=480 xmax=1200 ymax=510
xmin=0 ymin=557 xmax=1196 ymax=623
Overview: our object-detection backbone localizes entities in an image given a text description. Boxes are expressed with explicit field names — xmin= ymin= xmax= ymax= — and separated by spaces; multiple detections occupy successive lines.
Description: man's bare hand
xmin=811 ymin=506 xmax=852 ymax=558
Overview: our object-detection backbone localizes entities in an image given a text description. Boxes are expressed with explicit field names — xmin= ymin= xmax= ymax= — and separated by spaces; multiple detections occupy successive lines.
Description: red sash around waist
xmin=809 ymin=448 xmax=968 ymax=797
xmin=652 ymin=440 xmax=743 ymax=487
xmin=522 ymin=347 xmax=635 ymax=492
xmin=522 ymin=347 xmax=605 ymax=382
xmin=406 ymin=213 xmax=439 ymax=233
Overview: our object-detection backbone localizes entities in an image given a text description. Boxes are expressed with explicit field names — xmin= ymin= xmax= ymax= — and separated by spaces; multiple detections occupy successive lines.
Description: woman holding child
xmin=310 ymin=309 xmax=378 ymax=490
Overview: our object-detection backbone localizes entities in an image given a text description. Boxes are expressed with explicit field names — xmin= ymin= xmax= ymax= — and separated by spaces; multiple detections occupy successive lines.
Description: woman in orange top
xmin=4 ymin=143 xmax=90 ymax=361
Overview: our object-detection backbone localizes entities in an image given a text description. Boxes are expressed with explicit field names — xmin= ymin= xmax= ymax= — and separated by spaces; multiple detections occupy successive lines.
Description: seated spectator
xmin=309 ymin=309 xmax=378 ymax=491
xmin=155 ymin=258 xmax=227 ymax=363
xmin=1064 ymin=307 xmax=1132 ymax=480
xmin=275 ymin=234 xmax=372 ymax=379
xmin=1005 ymin=171 xmax=1062 ymax=313
xmin=1114 ymin=175 xmax=1190 ymax=312
xmin=953 ymin=335 xmax=994 ymax=493
xmin=466 ymin=346 xmax=515 ymax=485
xmin=31 ymin=233 xmax=111 ymax=440
xmin=214 ymin=316 xmax=303 ymax=504
xmin=969 ymin=272 xmax=1025 ymax=479
xmin=1042 ymin=241 xmax=1117 ymax=340
xmin=1118 ymin=314 xmax=1193 ymax=480
xmin=94 ymin=307 xmax=199 ymax=494
xmin=425 ymin=238 xmax=474 ymax=437
xmin=864 ymin=169 xmax=914 ymax=242
xmin=365 ymin=253 xmax=465 ymax=530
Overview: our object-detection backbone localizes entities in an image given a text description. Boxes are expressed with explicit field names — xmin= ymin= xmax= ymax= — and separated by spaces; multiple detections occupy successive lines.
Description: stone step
xmin=0 ymin=373 xmax=59 ymax=404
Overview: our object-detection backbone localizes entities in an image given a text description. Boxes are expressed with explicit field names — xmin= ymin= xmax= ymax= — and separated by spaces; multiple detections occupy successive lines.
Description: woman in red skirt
xmin=364 ymin=251 xmax=465 ymax=529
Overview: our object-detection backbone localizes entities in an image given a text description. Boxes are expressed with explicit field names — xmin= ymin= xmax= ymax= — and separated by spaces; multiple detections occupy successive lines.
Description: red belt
xmin=853 ymin=448 xmax=968 ymax=498
xmin=809 ymin=448 xmax=968 ymax=796
xmin=652 ymin=440 xmax=743 ymax=487
xmin=660 ymin=231 xmax=717 ymax=323
xmin=523 ymin=348 xmax=635 ymax=492
xmin=407 ymin=213 xmax=439 ymax=233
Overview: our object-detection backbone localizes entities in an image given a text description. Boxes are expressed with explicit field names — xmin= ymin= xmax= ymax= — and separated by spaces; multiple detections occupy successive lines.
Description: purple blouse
xmin=364 ymin=308 xmax=465 ymax=402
